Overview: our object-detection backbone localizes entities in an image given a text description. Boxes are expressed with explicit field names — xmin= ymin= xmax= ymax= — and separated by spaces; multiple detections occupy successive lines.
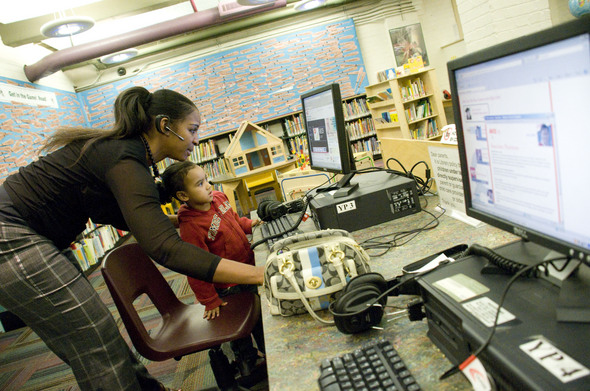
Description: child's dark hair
xmin=161 ymin=160 xmax=198 ymax=202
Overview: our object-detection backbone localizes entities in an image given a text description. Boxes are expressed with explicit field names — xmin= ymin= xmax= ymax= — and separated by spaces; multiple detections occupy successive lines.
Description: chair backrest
xmin=101 ymin=242 xmax=261 ymax=362
xmin=101 ymin=243 xmax=183 ymax=348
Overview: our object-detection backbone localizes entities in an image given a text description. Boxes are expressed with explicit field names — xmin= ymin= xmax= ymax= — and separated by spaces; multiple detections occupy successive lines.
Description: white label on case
xmin=462 ymin=297 xmax=515 ymax=327
xmin=520 ymin=337 xmax=589 ymax=383
xmin=336 ymin=200 xmax=356 ymax=214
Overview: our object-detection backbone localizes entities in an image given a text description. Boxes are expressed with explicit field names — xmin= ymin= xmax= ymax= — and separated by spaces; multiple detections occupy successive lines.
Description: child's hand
xmin=204 ymin=302 xmax=227 ymax=320
xmin=252 ymin=219 xmax=261 ymax=228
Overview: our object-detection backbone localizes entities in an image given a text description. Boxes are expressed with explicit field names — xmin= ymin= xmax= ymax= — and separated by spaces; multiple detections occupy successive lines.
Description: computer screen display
xmin=449 ymin=19 xmax=590 ymax=266
xmin=300 ymin=83 xmax=354 ymax=175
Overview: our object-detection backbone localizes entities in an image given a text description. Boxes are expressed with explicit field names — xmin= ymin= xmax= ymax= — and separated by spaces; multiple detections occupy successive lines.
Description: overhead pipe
xmin=24 ymin=0 xmax=287 ymax=82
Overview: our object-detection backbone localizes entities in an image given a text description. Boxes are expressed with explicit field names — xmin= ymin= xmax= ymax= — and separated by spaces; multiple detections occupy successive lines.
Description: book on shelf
xmin=377 ymin=89 xmax=393 ymax=101
xmin=377 ymin=68 xmax=396 ymax=82
xmin=367 ymin=95 xmax=384 ymax=104
xmin=351 ymin=136 xmax=380 ymax=155
xmin=379 ymin=108 xmax=398 ymax=123
xmin=346 ymin=117 xmax=376 ymax=139
xmin=284 ymin=114 xmax=304 ymax=137
xmin=427 ymin=118 xmax=439 ymax=138
xmin=389 ymin=109 xmax=398 ymax=122
xmin=70 ymin=223 xmax=127 ymax=271
xmin=343 ymin=97 xmax=370 ymax=119
xmin=412 ymin=121 xmax=428 ymax=139
xmin=416 ymin=104 xmax=425 ymax=119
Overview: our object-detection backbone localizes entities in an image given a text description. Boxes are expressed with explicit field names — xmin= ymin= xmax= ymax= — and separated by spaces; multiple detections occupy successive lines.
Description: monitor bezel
xmin=448 ymin=17 xmax=590 ymax=265
xmin=300 ymin=83 xmax=355 ymax=176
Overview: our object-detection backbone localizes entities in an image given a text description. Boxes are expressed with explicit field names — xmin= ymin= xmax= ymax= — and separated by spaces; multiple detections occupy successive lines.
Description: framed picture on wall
xmin=389 ymin=23 xmax=429 ymax=68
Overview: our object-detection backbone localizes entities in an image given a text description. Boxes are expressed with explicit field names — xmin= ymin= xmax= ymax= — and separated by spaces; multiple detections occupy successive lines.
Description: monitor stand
xmin=315 ymin=172 xmax=359 ymax=198
xmin=333 ymin=172 xmax=359 ymax=198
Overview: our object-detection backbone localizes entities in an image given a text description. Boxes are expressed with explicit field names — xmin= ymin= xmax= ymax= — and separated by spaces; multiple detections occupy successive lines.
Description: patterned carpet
xmin=0 ymin=264 xmax=228 ymax=390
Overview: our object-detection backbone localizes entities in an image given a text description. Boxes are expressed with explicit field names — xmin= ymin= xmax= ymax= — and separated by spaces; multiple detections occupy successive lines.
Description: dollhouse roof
xmin=224 ymin=121 xmax=283 ymax=158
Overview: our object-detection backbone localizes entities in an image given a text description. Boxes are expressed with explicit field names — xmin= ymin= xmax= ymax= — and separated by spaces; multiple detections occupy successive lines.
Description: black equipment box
xmin=417 ymin=241 xmax=590 ymax=390
xmin=308 ymin=171 xmax=421 ymax=232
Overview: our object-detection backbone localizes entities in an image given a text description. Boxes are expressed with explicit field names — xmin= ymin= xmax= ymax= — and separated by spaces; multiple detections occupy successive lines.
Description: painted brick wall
xmin=455 ymin=0 xmax=552 ymax=53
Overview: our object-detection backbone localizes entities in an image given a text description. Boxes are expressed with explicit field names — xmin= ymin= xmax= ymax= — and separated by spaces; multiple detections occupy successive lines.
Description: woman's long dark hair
xmin=42 ymin=87 xmax=197 ymax=154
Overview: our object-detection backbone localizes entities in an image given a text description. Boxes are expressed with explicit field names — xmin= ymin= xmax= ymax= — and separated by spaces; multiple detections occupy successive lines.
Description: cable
xmin=250 ymin=172 xmax=341 ymax=250
xmin=358 ymin=208 xmax=444 ymax=256
xmin=251 ymin=164 xmax=433 ymax=252
xmin=250 ymin=197 xmax=310 ymax=250
xmin=463 ymin=243 xmax=540 ymax=277
xmin=439 ymin=254 xmax=571 ymax=380
xmin=329 ymin=265 xmax=439 ymax=319
xmin=384 ymin=158 xmax=432 ymax=196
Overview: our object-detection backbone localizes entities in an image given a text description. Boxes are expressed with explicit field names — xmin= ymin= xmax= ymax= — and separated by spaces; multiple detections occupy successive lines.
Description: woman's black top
xmin=2 ymin=137 xmax=221 ymax=282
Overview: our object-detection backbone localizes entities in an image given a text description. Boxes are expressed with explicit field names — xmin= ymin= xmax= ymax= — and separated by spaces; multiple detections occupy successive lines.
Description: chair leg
xmin=208 ymin=346 xmax=240 ymax=391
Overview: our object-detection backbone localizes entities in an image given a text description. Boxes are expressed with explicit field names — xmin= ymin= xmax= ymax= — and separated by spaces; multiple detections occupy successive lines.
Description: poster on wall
xmin=389 ymin=23 xmax=429 ymax=68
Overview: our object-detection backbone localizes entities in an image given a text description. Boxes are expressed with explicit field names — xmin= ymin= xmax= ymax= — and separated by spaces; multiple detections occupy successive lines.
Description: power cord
xmin=439 ymin=254 xmax=571 ymax=381
xmin=385 ymin=157 xmax=433 ymax=196
xmin=358 ymin=207 xmax=444 ymax=257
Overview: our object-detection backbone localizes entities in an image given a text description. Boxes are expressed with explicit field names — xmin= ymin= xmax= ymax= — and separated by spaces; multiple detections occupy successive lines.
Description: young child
xmin=162 ymin=160 xmax=264 ymax=378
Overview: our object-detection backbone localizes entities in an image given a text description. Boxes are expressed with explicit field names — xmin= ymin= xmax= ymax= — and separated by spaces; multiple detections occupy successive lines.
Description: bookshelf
xmin=185 ymin=94 xmax=379 ymax=180
xmin=365 ymin=68 xmax=447 ymax=142
xmin=343 ymin=94 xmax=381 ymax=158
xmin=69 ymin=220 xmax=129 ymax=274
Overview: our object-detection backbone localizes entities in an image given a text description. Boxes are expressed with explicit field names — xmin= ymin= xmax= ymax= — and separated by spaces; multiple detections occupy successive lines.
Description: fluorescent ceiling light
xmin=294 ymin=0 xmax=326 ymax=11
xmin=40 ymin=16 xmax=96 ymax=37
xmin=237 ymin=0 xmax=275 ymax=5
xmin=0 ymin=0 xmax=101 ymax=24
xmin=100 ymin=48 xmax=139 ymax=64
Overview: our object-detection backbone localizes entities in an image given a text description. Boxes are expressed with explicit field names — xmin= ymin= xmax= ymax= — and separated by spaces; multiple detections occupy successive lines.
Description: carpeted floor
xmin=0 ymin=263 xmax=267 ymax=391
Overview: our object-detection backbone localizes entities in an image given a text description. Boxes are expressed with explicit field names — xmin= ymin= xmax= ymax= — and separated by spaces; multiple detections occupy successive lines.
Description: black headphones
xmin=257 ymin=200 xmax=288 ymax=222
xmin=257 ymin=199 xmax=306 ymax=222
xmin=330 ymin=273 xmax=389 ymax=334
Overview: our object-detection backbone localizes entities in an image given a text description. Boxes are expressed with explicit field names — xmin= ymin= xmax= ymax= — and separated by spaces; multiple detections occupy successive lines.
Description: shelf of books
xmin=284 ymin=113 xmax=305 ymax=137
xmin=343 ymin=95 xmax=371 ymax=121
xmin=365 ymin=68 xmax=447 ymax=141
xmin=190 ymin=139 xmax=220 ymax=163
xmin=69 ymin=220 xmax=129 ymax=273
xmin=351 ymin=136 xmax=381 ymax=156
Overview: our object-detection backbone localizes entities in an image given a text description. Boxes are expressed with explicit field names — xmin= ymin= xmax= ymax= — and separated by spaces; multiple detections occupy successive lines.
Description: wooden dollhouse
xmin=224 ymin=121 xmax=288 ymax=176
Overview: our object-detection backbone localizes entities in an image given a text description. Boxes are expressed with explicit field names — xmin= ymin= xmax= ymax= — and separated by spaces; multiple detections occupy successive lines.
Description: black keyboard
xmin=259 ymin=214 xmax=302 ymax=246
xmin=318 ymin=340 xmax=421 ymax=391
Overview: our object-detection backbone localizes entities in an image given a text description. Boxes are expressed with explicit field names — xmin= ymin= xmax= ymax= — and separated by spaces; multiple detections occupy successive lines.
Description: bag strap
xmin=279 ymin=256 xmax=335 ymax=325
xmin=270 ymin=229 xmax=351 ymax=252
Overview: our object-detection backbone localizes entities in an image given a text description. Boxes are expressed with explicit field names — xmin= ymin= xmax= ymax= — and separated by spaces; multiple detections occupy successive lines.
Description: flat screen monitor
xmin=448 ymin=17 xmax=590 ymax=321
xmin=300 ymin=83 xmax=358 ymax=197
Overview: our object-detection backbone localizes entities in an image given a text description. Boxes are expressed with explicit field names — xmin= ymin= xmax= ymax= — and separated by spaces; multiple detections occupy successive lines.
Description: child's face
xmin=182 ymin=166 xmax=213 ymax=209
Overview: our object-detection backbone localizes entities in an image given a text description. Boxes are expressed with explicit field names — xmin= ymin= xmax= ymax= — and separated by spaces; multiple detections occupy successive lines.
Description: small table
xmin=213 ymin=161 xmax=296 ymax=215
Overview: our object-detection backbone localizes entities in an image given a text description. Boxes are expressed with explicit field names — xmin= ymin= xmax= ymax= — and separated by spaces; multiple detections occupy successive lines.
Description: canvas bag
xmin=263 ymin=229 xmax=371 ymax=324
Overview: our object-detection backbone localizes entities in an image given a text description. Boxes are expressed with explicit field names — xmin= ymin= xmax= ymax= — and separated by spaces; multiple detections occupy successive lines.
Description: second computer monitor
xmin=300 ymin=83 xmax=357 ymax=196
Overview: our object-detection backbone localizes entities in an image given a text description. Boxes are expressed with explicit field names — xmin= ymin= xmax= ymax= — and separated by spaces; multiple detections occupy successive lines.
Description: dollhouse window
xmin=271 ymin=145 xmax=282 ymax=156
xmin=233 ymin=156 xmax=245 ymax=167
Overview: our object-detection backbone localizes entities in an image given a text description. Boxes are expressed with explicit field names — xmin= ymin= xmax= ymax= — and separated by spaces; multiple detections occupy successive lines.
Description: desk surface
xmin=253 ymin=195 xmax=518 ymax=391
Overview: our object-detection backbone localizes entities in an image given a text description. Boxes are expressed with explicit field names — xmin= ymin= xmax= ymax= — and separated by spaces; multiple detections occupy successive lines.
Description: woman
xmin=0 ymin=86 xmax=263 ymax=390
